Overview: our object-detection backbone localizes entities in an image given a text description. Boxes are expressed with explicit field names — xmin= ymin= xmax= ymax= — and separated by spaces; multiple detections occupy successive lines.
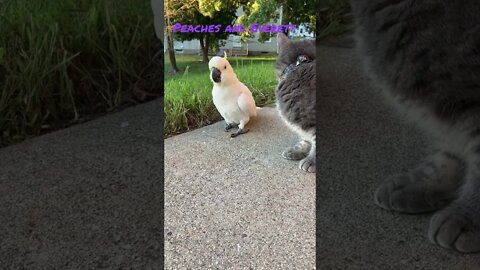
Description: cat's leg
xmin=299 ymin=140 xmax=316 ymax=173
xmin=375 ymin=150 xmax=465 ymax=213
xmin=428 ymin=142 xmax=480 ymax=252
xmin=231 ymin=118 xmax=249 ymax=138
xmin=282 ymin=140 xmax=311 ymax=160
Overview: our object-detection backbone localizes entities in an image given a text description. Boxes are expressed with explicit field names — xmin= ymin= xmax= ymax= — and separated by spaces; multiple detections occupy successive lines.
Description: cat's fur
xmin=351 ymin=0 xmax=480 ymax=252
xmin=275 ymin=33 xmax=316 ymax=173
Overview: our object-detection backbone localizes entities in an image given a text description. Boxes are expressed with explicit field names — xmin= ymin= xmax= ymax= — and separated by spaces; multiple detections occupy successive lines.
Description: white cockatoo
xmin=208 ymin=52 xmax=257 ymax=137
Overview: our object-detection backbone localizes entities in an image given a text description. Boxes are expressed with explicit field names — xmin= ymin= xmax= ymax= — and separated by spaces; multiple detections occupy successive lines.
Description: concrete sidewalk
xmin=0 ymin=100 xmax=163 ymax=269
xmin=317 ymin=44 xmax=480 ymax=269
xmin=164 ymin=107 xmax=315 ymax=268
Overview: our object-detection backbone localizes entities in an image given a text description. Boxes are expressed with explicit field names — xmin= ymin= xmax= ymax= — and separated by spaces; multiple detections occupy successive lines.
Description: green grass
xmin=0 ymin=0 xmax=163 ymax=147
xmin=164 ymin=55 xmax=278 ymax=137
xmin=318 ymin=0 xmax=350 ymax=39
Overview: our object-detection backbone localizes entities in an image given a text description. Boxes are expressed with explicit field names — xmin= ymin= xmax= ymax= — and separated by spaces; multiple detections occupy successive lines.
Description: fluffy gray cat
xmin=275 ymin=33 xmax=316 ymax=173
xmin=351 ymin=0 xmax=480 ymax=252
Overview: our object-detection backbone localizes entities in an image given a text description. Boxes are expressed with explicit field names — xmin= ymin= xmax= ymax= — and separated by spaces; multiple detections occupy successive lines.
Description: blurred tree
xmin=278 ymin=0 xmax=315 ymax=30
xmin=169 ymin=0 xmax=238 ymax=63
xmin=237 ymin=0 xmax=278 ymax=42
xmin=165 ymin=0 xmax=187 ymax=73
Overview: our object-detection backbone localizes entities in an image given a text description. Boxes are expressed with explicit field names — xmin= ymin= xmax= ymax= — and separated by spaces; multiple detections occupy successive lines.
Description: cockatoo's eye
xmin=224 ymin=65 xmax=227 ymax=70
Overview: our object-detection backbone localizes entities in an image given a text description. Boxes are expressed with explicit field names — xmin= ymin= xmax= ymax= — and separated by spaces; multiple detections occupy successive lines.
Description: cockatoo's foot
xmin=231 ymin=128 xmax=249 ymax=138
xmin=224 ymin=123 xmax=236 ymax=132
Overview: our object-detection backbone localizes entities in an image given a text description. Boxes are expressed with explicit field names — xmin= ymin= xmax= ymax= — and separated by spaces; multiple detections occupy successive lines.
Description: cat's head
xmin=275 ymin=33 xmax=316 ymax=80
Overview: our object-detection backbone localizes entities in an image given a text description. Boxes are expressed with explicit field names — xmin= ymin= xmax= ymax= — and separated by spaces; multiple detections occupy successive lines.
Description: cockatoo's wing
xmin=237 ymin=92 xmax=257 ymax=117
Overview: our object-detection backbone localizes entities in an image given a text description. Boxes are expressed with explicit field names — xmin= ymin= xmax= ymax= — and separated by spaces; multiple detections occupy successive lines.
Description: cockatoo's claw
xmin=231 ymin=128 xmax=249 ymax=138
xmin=224 ymin=123 xmax=234 ymax=132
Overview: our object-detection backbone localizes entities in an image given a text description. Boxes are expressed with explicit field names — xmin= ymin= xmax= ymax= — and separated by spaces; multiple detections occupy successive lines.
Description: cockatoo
xmin=208 ymin=52 xmax=257 ymax=137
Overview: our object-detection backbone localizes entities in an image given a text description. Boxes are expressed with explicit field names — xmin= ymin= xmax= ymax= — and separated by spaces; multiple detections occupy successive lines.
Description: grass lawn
xmin=165 ymin=54 xmax=278 ymax=137
xmin=319 ymin=0 xmax=351 ymax=39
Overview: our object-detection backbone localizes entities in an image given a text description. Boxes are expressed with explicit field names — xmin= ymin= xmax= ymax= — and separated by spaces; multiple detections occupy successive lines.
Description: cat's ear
xmin=277 ymin=33 xmax=289 ymax=50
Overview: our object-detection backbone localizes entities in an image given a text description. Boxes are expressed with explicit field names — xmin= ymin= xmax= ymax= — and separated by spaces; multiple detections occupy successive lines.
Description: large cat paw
xmin=428 ymin=203 xmax=480 ymax=253
xmin=299 ymin=155 xmax=315 ymax=173
xmin=374 ymin=174 xmax=454 ymax=214
xmin=282 ymin=141 xmax=310 ymax=160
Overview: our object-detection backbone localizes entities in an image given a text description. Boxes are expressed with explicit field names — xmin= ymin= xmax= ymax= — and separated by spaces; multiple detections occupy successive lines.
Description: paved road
xmin=317 ymin=44 xmax=480 ymax=269
xmin=0 ymin=100 xmax=163 ymax=269
xmin=164 ymin=107 xmax=315 ymax=269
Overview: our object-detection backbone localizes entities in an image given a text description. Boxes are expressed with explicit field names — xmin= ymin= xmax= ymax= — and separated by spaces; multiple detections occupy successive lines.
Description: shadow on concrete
xmin=0 ymin=100 xmax=163 ymax=269
xmin=317 ymin=42 xmax=480 ymax=269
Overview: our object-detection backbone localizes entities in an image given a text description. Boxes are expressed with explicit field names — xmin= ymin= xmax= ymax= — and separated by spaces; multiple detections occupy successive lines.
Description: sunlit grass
xmin=0 ymin=0 xmax=162 ymax=147
xmin=319 ymin=0 xmax=350 ymax=39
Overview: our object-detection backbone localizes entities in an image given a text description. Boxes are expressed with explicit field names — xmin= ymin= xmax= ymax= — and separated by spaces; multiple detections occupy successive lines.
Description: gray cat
xmin=275 ymin=33 xmax=316 ymax=173
xmin=351 ymin=0 xmax=480 ymax=252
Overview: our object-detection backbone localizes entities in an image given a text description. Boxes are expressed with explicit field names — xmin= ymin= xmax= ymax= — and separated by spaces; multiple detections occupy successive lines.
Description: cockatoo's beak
xmin=211 ymin=67 xmax=221 ymax=83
